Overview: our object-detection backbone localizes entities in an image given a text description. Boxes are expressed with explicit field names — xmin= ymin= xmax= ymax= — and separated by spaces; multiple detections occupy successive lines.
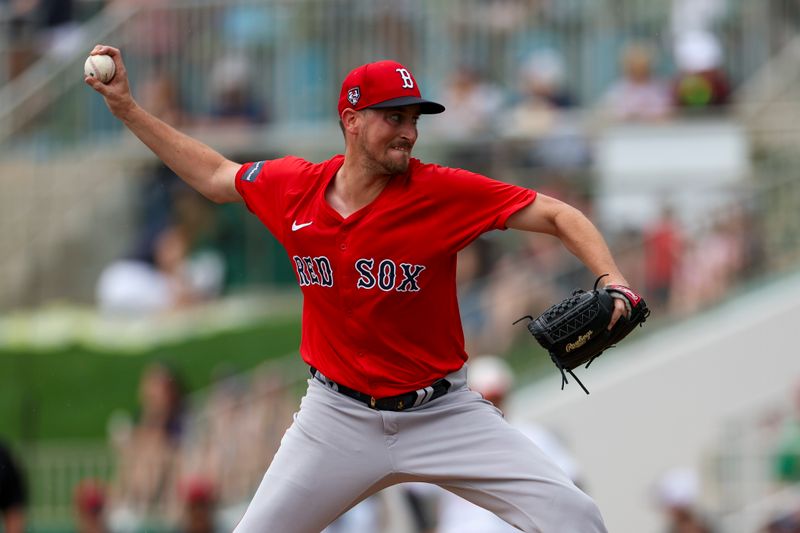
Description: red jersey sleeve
xmin=419 ymin=164 xmax=536 ymax=252
xmin=235 ymin=156 xmax=310 ymax=244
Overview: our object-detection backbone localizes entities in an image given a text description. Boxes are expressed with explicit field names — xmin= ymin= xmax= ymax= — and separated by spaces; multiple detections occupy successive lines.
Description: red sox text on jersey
xmin=293 ymin=255 xmax=425 ymax=292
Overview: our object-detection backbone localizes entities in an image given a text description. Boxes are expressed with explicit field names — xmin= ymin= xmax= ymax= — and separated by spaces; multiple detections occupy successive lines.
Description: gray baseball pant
xmin=232 ymin=365 xmax=607 ymax=533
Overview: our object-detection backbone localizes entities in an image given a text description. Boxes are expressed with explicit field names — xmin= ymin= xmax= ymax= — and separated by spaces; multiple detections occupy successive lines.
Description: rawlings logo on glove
xmin=515 ymin=275 xmax=650 ymax=394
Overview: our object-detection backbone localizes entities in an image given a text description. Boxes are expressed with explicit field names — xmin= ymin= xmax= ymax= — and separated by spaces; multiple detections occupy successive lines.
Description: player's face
xmin=358 ymin=106 xmax=420 ymax=175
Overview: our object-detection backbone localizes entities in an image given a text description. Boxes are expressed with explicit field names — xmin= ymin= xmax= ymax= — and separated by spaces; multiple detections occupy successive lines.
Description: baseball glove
xmin=514 ymin=275 xmax=650 ymax=394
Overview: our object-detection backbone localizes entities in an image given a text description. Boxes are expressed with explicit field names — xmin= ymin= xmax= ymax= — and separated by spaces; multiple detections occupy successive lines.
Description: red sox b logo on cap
xmin=347 ymin=87 xmax=361 ymax=106
xmin=396 ymin=68 xmax=414 ymax=89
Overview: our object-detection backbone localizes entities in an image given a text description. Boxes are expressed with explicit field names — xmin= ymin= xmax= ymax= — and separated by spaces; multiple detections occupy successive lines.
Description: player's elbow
xmin=529 ymin=199 xmax=583 ymax=239
xmin=556 ymin=203 xmax=586 ymax=222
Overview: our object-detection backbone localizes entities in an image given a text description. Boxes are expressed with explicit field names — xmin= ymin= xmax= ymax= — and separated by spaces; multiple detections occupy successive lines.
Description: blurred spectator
xmin=37 ymin=0 xmax=84 ymax=59
xmin=602 ymin=42 xmax=673 ymax=122
xmin=137 ymin=65 xmax=191 ymax=128
xmin=111 ymin=0 xmax=188 ymax=63
xmin=177 ymin=476 xmax=217 ymax=533
xmin=429 ymin=65 xmax=505 ymax=141
xmin=653 ymin=467 xmax=716 ymax=533
xmin=206 ymin=54 xmax=268 ymax=127
xmin=672 ymin=31 xmax=731 ymax=112
xmin=507 ymin=50 xmax=589 ymax=170
xmin=4 ymin=0 xmax=84 ymax=78
xmin=108 ymin=362 xmax=186 ymax=531
xmin=237 ymin=368 xmax=296 ymax=487
xmin=0 ymin=440 xmax=26 ymax=533
xmin=427 ymin=65 xmax=504 ymax=175
xmin=435 ymin=355 xmax=583 ymax=533
xmin=447 ymin=0 xmax=532 ymax=75
xmin=96 ymin=165 xmax=226 ymax=316
xmin=96 ymin=223 xmax=224 ymax=315
xmin=521 ymin=48 xmax=575 ymax=109
xmin=672 ymin=213 xmax=743 ymax=314
xmin=74 ymin=479 xmax=108 ymax=533
xmin=643 ymin=206 xmax=683 ymax=311
xmin=359 ymin=1 xmax=421 ymax=62
xmin=507 ymin=49 xmax=573 ymax=138
xmin=5 ymin=0 xmax=42 ymax=80
xmin=180 ymin=372 xmax=250 ymax=505
xmin=177 ymin=365 xmax=297 ymax=531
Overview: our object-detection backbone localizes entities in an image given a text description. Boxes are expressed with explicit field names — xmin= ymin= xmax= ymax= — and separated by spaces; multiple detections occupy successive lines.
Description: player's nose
xmin=399 ymin=123 xmax=417 ymax=143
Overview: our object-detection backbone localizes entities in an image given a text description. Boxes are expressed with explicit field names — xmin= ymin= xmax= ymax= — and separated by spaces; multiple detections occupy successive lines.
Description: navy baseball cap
xmin=338 ymin=60 xmax=445 ymax=116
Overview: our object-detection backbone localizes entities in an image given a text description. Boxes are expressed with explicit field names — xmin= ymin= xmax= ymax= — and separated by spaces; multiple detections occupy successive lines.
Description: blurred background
xmin=1 ymin=0 xmax=800 ymax=532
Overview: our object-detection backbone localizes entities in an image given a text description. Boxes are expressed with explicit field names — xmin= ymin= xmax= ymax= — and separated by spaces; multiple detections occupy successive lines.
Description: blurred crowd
xmin=95 ymin=165 xmax=229 ymax=316
xmin=61 ymin=361 xmax=298 ymax=533
xmin=1 ymin=0 xmax=272 ymax=125
xmin=1 ymin=0 xmax=738 ymax=126
xmin=1 ymin=0 xmax=98 ymax=80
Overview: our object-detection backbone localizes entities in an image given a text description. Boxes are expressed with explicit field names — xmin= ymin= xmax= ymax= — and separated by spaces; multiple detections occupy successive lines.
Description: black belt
xmin=309 ymin=367 xmax=451 ymax=411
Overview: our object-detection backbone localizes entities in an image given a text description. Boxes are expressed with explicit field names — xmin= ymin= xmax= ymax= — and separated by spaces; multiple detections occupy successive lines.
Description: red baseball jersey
xmin=236 ymin=155 xmax=536 ymax=397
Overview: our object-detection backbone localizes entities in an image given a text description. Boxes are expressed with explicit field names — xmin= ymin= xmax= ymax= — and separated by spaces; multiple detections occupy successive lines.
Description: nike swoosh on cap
xmin=292 ymin=221 xmax=313 ymax=231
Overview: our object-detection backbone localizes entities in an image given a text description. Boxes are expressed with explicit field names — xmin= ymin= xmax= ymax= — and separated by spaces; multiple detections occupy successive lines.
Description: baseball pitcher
xmin=86 ymin=45 xmax=646 ymax=532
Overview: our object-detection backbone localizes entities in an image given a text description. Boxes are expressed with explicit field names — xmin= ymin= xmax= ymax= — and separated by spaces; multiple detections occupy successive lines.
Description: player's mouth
xmin=389 ymin=143 xmax=413 ymax=154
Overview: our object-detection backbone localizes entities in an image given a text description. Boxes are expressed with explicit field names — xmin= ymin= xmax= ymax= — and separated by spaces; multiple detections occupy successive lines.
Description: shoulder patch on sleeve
xmin=241 ymin=160 xmax=265 ymax=182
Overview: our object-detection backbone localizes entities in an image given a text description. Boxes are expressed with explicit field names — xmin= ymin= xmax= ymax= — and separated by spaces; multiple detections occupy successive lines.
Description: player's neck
xmin=326 ymin=162 xmax=391 ymax=219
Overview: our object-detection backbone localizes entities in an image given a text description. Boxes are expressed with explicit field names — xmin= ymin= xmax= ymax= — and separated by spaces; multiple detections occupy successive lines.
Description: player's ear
xmin=340 ymin=108 xmax=361 ymax=135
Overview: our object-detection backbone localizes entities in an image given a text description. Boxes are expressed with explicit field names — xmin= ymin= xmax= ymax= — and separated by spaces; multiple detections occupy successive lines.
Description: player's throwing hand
xmin=84 ymin=45 xmax=135 ymax=119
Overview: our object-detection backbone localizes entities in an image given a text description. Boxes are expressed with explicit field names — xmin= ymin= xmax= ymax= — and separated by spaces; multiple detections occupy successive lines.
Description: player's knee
xmin=562 ymin=488 xmax=605 ymax=529
xmin=514 ymin=486 xmax=605 ymax=532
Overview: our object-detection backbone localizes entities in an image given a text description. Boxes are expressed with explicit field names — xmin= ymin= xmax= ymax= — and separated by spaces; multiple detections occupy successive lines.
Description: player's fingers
xmin=91 ymin=44 xmax=120 ymax=57
xmin=84 ymin=75 xmax=108 ymax=95
xmin=607 ymin=299 xmax=627 ymax=330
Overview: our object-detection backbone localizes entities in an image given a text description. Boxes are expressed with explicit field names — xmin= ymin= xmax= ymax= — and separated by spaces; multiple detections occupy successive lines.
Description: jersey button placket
xmin=337 ymin=230 xmax=354 ymax=324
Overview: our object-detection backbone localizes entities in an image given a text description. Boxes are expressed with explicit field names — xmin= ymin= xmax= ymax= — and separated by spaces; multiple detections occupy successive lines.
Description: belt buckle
xmin=370 ymin=396 xmax=377 ymax=408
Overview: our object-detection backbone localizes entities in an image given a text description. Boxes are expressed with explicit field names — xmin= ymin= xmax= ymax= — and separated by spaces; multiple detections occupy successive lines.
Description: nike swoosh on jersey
xmin=292 ymin=221 xmax=314 ymax=232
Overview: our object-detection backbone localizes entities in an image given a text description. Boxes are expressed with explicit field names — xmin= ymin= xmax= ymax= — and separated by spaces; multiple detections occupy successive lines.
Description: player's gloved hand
xmin=514 ymin=275 xmax=650 ymax=394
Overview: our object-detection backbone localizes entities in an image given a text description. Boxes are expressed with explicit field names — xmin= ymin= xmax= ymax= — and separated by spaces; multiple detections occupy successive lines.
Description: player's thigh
xmin=399 ymin=391 xmax=605 ymax=532
xmin=398 ymin=390 xmax=566 ymax=481
xmin=234 ymin=380 xmax=393 ymax=533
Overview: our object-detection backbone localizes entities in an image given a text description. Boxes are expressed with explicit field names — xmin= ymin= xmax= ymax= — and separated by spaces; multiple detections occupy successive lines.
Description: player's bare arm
xmin=84 ymin=45 xmax=241 ymax=204
xmin=506 ymin=193 xmax=630 ymax=327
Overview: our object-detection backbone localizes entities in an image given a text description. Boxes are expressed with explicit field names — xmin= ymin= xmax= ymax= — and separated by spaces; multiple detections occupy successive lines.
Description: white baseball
xmin=84 ymin=54 xmax=116 ymax=83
